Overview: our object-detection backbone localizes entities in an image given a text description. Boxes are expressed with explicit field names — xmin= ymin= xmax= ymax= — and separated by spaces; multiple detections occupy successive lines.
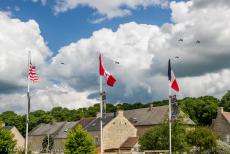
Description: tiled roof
xmin=123 ymin=105 xmax=195 ymax=126
xmin=29 ymin=117 xmax=97 ymax=138
xmin=79 ymin=117 xmax=96 ymax=128
xmin=120 ymin=137 xmax=138 ymax=148
xmin=222 ymin=112 xmax=230 ymax=124
xmin=84 ymin=115 xmax=114 ymax=131
xmin=54 ymin=121 xmax=79 ymax=139
xmin=29 ymin=122 xmax=66 ymax=136
xmin=123 ymin=106 xmax=168 ymax=126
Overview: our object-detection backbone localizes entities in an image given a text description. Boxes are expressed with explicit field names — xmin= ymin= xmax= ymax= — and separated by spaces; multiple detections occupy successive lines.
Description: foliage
xmin=42 ymin=135 xmax=54 ymax=152
xmin=0 ymin=111 xmax=25 ymax=136
xmin=64 ymin=126 xmax=96 ymax=154
xmin=187 ymin=127 xmax=217 ymax=153
xmin=179 ymin=96 xmax=218 ymax=126
xmin=220 ymin=90 xmax=230 ymax=111
xmin=215 ymin=140 xmax=230 ymax=153
xmin=0 ymin=127 xmax=16 ymax=153
xmin=0 ymin=93 xmax=223 ymax=137
xmin=139 ymin=117 xmax=190 ymax=152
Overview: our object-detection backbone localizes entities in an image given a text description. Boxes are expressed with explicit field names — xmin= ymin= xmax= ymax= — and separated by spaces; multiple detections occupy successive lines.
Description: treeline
xmin=1 ymin=90 xmax=230 ymax=137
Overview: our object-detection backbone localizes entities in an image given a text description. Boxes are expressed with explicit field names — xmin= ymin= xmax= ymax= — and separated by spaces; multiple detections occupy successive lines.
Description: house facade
xmin=123 ymin=105 xmax=195 ymax=136
xmin=211 ymin=107 xmax=230 ymax=144
xmin=28 ymin=118 xmax=95 ymax=153
xmin=3 ymin=125 xmax=25 ymax=150
xmin=85 ymin=110 xmax=137 ymax=151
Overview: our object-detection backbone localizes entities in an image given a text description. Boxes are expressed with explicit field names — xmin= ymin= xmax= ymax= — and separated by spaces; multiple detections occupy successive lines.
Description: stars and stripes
xmin=29 ymin=63 xmax=39 ymax=82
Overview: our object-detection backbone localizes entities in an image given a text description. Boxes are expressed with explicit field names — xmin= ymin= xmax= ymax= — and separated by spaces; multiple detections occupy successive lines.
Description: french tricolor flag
xmin=168 ymin=59 xmax=179 ymax=92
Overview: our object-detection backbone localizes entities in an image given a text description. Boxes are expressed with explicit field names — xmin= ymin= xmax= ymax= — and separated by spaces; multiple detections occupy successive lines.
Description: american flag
xmin=29 ymin=63 xmax=39 ymax=82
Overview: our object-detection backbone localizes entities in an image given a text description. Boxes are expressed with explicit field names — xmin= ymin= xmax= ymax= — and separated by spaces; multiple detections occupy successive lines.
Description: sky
xmin=0 ymin=0 xmax=230 ymax=114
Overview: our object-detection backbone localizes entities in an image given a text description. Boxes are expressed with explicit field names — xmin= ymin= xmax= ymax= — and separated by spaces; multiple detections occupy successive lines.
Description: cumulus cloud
xmin=49 ymin=0 xmax=230 ymax=103
xmin=1 ymin=0 xmax=230 ymax=113
xmin=53 ymin=0 xmax=169 ymax=21
xmin=0 ymin=12 xmax=96 ymax=114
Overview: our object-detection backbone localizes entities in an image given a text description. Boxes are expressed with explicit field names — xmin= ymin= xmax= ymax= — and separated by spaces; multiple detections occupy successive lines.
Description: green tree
xmin=42 ymin=135 xmax=54 ymax=152
xmin=187 ymin=127 xmax=217 ymax=153
xmin=180 ymin=96 xmax=218 ymax=125
xmin=65 ymin=126 xmax=96 ymax=154
xmin=0 ymin=128 xmax=16 ymax=153
xmin=220 ymin=90 xmax=230 ymax=111
xmin=139 ymin=118 xmax=190 ymax=152
xmin=0 ymin=111 xmax=25 ymax=136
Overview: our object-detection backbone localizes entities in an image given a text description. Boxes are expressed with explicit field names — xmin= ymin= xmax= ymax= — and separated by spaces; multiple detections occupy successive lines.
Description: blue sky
xmin=0 ymin=0 xmax=171 ymax=53
xmin=1 ymin=0 xmax=230 ymax=113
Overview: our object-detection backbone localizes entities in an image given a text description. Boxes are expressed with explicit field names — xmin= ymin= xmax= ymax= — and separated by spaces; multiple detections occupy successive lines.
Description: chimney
xmin=217 ymin=107 xmax=224 ymax=117
xmin=117 ymin=110 xmax=124 ymax=116
xmin=149 ymin=104 xmax=153 ymax=111
xmin=218 ymin=107 xmax=224 ymax=113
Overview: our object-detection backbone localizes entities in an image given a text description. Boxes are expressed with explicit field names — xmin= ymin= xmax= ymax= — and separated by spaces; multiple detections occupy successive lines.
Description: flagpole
xmin=25 ymin=51 xmax=31 ymax=154
xmin=100 ymin=75 xmax=103 ymax=154
xmin=169 ymin=81 xmax=172 ymax=154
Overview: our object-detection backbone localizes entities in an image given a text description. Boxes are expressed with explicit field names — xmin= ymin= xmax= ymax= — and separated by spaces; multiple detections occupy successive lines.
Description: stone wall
xmin=211 ymin=107 xmax=230 ymax=143
xmin=103 ymin=111 xmax=137 ymax=150
xmin=11 ymin=127 xmax=25 ymax=150
xmin=29 ymin=135 xmax=45 ymax=152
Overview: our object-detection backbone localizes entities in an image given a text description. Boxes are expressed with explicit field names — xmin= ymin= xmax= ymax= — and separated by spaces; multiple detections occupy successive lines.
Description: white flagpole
xmin=100 ymin=75 xmax=103 ymax=154
xmin=25 ymin=51 xmax=31 ymax=154
xmin=169 ymin=81 xmax=172 ymax=154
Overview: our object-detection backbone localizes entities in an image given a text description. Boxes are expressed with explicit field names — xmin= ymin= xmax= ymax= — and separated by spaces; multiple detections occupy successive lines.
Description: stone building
xmin=123 ymin=105 xmax=195 ymax=136
xmin=29 ymin=122 xmax=66 ymax=153
xmin=85 ymin=110 xmax=137 ymax=152
xmin=211 ymin=107 xmax=230 ymax=144
xmin=53 ymin=118 xmax=95 ymax=152
xmin=28 ymin=118 xmax=95 ymax=153
xmin=3 ymin=125 xmax=25 ymax=150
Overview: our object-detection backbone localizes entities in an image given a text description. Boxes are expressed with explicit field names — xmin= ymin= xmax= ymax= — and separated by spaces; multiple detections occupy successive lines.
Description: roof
xmin=120 ymin=137 xmax=138 ymax=148
xmin=222 ymin=112 xmax=230 ymax=124
xmin=54 ymin=121 xmax=79 ymax=139
xmin=85 ymin=115 xmax=114 ymax=131
xmin=29 ymin=117 xmax=96 ymax=137
xmin=79 ymin=117 xmax=96 ymax=128
xmin=123 ymin=105 xmax=195 ymax=126
xmin=29 ymin=122 xmax=66 ymax=136
xmin=3 ymin=126 xmax=14 ymax=130
xmin=123 ymin=106 xmax=168 ymax=126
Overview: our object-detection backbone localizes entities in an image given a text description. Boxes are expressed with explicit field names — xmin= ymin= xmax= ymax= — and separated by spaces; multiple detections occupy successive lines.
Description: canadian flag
xmin=99 ymin=53 xmax=116 ymax=87
xmin=168 ymin=59 xmax=179 ymax=92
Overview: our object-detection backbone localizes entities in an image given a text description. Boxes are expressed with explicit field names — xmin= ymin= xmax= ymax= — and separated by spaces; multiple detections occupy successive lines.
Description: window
xmin=226 ymin=134 xmax=230 ymax=144
xmin=94 ymin=136 xmax=100 ymax=146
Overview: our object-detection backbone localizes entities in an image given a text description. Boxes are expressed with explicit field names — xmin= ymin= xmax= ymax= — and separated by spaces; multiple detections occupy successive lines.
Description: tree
xmin=180 ymin=96 xmax=218 ymax=125
xmin=0 ymin=128 xmax=16 ymax=153
xmin=42 ymin=135 xmax=54 ymax=152
xmin=0 ymin=111 xmax=25 ymax=136
xmin=220 ymin=90 xmax=230 ymax=111
xmin=187 ymin=127 xmax=217 ymax=153
xmin=139 ymin=118 xmax=190 ymax=152
xmin=65 ymin=126 xmax=96 ymax=154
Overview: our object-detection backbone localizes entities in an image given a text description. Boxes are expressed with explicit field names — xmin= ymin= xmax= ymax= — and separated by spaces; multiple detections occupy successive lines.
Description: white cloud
xmin=31 ymin=0 xmax=48 ymax=5
xmin=49 ymin=0 xmax=230 ymax=102
xmin=2 ymin=0 xmax=230 ymax=113
xmin=0 ymin=12 xmax=96 ymax=114
xmin=53 ymin=0 xmax=169 ymax=20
